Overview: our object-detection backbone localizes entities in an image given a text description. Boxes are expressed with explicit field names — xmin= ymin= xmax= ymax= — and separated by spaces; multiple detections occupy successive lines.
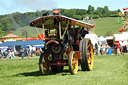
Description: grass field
xmin=12 ymin=26 xmax=43 ymax=38
xmin=0 ymin=54 xmax=128 ymax=85
xmin=12 ymin=17 xmax=123 ymax=37
xmin=95 ymin=17 xmax=122 ymax=36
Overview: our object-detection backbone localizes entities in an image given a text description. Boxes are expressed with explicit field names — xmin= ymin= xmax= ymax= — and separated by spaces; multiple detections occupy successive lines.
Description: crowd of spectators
xmin=1 ymin=47 xmax=15 ymax=60
xmin=93 ymin=43 xmax=111 ymax=56
xmin=0 ymin=45 xmax=42 ymax=60
xmin=93 ymin=41 xmax=128 ymax=56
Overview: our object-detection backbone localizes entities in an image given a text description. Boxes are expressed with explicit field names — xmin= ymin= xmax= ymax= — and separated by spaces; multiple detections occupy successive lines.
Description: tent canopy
xmin=85 ymin=34 xmax=98 ymax=45
xmin=30 ymin=15 xmax=95 ymax=28
xmin=0 ymin=40 xmax=45 ymax=47
xmin=113 ymin=34 xmax=128 ymax=41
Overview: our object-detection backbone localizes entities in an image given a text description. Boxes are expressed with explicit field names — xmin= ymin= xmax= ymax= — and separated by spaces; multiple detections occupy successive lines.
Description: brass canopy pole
xmin=61 ymin=22 xmax=70 ymax=39
xmin=59 ymin=22 xmax=62 ymax=39
xmin=35 ymin=26 xmax=43 ymax=39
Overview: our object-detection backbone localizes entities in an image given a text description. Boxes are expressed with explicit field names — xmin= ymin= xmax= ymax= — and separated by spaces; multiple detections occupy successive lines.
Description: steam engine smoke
xmin=13 ymin=0 xmax=57 ymax=11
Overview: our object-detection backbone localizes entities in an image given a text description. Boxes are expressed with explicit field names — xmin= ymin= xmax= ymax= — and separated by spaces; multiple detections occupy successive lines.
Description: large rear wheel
xmin=39 ymin=53 xmax=50 ymax=75
xmin=69 ymin=51 xmax=78 ymax=75
xmin=80 ymin=38 xmax=93 ymax=71
xmin=79 ymin=39 xmax=85 ymax=71
xmin=83 ymin=38 xmax=93 ymax=71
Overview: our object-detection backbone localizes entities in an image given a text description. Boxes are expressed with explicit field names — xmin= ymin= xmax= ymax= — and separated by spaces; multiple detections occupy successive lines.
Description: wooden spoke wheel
xmin=69 ymin=51 xmax=78 ymax=75
xmin=79 ymin=38 xmax=93 ymax=71
xmin=39 ymin=53 xmax=50 ymax=75
xmin=79 ymin=39 xmax=85 ymax=71
xmin=82 ymin=38 xmax=93 ymax=71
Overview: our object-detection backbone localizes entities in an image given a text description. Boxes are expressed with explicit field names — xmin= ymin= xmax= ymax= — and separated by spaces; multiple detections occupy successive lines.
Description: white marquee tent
xmin=113 ymin=34 xmax=128 ymax=41
xmin=85 ymin=34 xmax=98 ymax=45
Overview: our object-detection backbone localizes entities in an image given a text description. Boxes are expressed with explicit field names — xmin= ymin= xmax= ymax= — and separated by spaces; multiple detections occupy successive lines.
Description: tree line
xmin=0 ymin=5 xmax=120 ymax=36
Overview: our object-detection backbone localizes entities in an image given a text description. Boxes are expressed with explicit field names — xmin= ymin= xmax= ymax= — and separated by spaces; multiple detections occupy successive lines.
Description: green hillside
xmin=12 ymin=17 xmax=123 ymax=37
xmin=12 ymin=26 xmax=43 ymax=38
xmin=95 ymin=17 xmax=122 ymax=36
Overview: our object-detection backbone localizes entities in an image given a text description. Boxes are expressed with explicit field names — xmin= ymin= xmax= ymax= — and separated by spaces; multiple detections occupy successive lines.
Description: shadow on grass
xmin=17 ymin=71 xmax=41 ymax=76
xmin=16 ymin=69 xmax=71 ymax=77
xmin=0 ymin=69 xmax=82 ymax=78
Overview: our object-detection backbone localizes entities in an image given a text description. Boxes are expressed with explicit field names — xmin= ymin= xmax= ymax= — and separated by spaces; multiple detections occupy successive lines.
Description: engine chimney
xmin=53 ymin=9 xmax=61 ymax=15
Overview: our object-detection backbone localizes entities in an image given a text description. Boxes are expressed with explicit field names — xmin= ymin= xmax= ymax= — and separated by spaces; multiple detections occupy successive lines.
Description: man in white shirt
xmin=32 ymin=45 xmax=36 ymax=56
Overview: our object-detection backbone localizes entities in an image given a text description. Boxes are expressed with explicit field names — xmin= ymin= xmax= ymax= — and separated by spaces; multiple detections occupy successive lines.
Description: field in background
xmin=12 ymin=26 xmax=43 ymax=38
xmin=12 ymin=17 xmax=123 ymax=38
xmin=95 ymin=17 xmax=122 ymax=36
xmin=0 ymin=54 xmax=127 ymax=85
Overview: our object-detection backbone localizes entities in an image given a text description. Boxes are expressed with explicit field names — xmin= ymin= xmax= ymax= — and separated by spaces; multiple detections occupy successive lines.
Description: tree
xmin=95 ymin=10 xmax=103 ymax=17
xmin=0 ymin=6 xmax=123 ymax=37
xmin=76 ymin=9 xmax=87 ymax=15
xmin=87 ymin=5 xmax=95 ymax=14
xmin=103 ymin=6 xmax=110 ymax=17
xmin=93 ymin=15 xmax=99 ymax=19
xmin=66 ymin=9 xmax=76 ymax=17
xmin=72 ymin=15 xmax=82 ymax=20
xmin=97 ymin=7 xmax=104 ymax=14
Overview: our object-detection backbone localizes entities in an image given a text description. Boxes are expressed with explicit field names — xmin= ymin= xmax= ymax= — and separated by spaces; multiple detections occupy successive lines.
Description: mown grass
xmin=95 ymin=17 xmax=122 ymax=36
xmin=0 ymin=54 xmax=128 ymax=85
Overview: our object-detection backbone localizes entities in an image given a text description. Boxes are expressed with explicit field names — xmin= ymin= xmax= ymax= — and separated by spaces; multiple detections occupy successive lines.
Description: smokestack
xmin=52 ymin=9 xmax=61 ymax=15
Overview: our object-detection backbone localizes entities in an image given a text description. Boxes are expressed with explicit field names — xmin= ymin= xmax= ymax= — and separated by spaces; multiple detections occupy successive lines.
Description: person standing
xmin=20 ymin=47 xmax=25 ymax=59
xmin=27 ymin=46 xmax=30 ymax=59
xmin=105 ymin=44 xmax=109 ymax=55
xmin=1 ymin=48 xmax=4 ymax=58
xmin=29 ymin=45 xmax=33 ymax=57
xmin=126 ymin=44 xmax=128 ymax=54
xmin=3 ymin=47 xmax=8 ymax=58
xmin=119 ymin=44 xmax=124 ymax=55
xmin=100 ymin=44 xmax=103 ymax=55
xmin=6 ymin=47 xmax=12 ymax=59
xmin=95 ymin=43 xmax=98 ymax=56
xmin=10 ymin=47 xmax=15 ymax=58
xmin=81 ymin=27 xmax=89 ymax=38
xmin=114 ymin=42 xmax=118 ymax=55
xmin=32 ymin=45 xmax=36 ymax=56
xmin=117 ymin=43 xmax=120 ymax=56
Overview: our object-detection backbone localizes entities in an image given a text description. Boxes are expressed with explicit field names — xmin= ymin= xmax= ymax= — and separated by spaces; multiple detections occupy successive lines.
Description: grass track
xmin=0 ymin=54 xmax=128 ymax=85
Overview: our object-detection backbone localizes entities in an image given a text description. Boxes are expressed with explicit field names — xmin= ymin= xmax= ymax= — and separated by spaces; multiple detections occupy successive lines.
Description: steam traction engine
xmin=29 ymin=9 xmax=95 ymax=75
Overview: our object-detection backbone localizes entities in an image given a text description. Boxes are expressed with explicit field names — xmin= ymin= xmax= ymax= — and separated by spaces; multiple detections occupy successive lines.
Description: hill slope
xmin=12 ymin=26 xmax=43 ymax=38
xmin=12 ymin=17 xmax=123 ymax=37
xmin=95 ymin=17 xmax=122 ymax=36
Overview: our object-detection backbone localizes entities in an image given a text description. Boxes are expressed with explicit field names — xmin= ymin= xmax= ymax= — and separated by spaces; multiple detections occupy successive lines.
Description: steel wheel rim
xmin=87 ymin=40 xmax=93 ymax=70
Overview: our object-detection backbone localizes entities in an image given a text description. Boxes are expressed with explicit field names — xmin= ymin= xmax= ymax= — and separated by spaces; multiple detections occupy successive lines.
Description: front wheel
xmin=39 ymin=53 xmax=50 ymax=75
xmin=69 ymin=51 xmax=78 ymax=75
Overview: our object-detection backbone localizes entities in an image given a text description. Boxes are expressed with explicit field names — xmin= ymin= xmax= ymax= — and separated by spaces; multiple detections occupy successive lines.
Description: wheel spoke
xmin=69 ymin=51 xmax=78 ymax=75
xmin=80 ymin=39 xmax=94 ymax=71
xmin=39 ymin=53 xmax=49 ymax=75
xmin=87 ymin=45 xmax=90 ymax=49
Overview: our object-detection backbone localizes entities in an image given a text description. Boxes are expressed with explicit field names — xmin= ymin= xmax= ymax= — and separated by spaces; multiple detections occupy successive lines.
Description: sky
xmin=0 ymin=0 xmax=128 ymax=15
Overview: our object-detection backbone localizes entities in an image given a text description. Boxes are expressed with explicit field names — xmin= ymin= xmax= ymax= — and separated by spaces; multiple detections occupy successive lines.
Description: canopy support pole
xmin=59 ymin=22 xmax=62 ymax=39
xmin=61 ymin=22 xmax=70 ymax=39
xmin=35 ymin=26 xmax=43 ymax=39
